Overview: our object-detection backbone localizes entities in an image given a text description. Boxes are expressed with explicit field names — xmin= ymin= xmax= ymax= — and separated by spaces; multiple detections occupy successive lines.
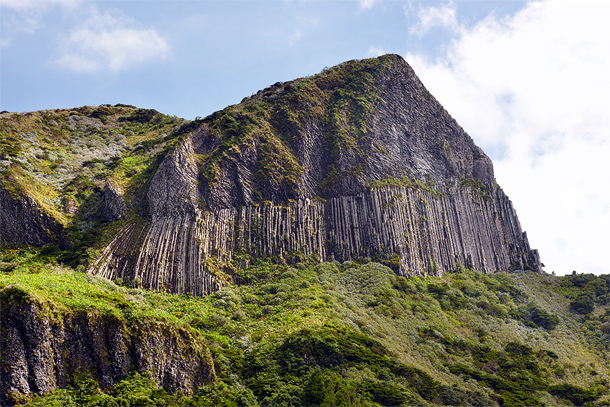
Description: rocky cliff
xmin=0 ymin=187 xmax=63 ymax=246
xmin=0 ymin=284 xmax=215 ymax=405
xmin=0 ymin=55 xmax=552 ymax=406
xmin=88 ymin=54 xmax=541 ymax=296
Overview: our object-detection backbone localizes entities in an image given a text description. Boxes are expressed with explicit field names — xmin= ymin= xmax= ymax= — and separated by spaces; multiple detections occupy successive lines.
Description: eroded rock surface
xmin=91 ymin=54 xmax=542 ymax=296
xmin=0 ymin=188 xmax=62 ymax=246
xmin=0 ymin=285 xmax=215 ymax=405
xmin=101 ymin=179 xmax=128 ymax=222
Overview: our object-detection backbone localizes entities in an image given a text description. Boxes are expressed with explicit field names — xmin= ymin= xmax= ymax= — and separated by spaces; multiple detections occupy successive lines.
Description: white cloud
xmin=367 ymin=46 xmax=387 ymax=57
xmin=0 ymin=0 xmax=81 ymax=46
xmin=0 ymin=0 xmax=80 ymax=10
xmin=406 ymin=0 xmax=610 ymax=274
xmin=288 ymin=29 xmax=302 ymax=45
xmin=359 ymin=0 xmax=381 ymax=10
xmin=286 ymin=13 xmax=320 ymax=46
xmin=57 ymin=10 xmax=169 ymax=73
xmin=410 ymin=1 xmax=458 ymax=36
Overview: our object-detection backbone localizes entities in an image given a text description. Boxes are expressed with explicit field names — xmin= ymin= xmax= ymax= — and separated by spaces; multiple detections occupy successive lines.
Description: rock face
xmin=0 ymin=285 xmax=215 ymax=405
xmin=90 ymin=54 xmax=542 ymax=296
xmin=0 ymin=187 xmax=62 ymax=246
xmin=101 ymin=179 xmax=128 ymax=222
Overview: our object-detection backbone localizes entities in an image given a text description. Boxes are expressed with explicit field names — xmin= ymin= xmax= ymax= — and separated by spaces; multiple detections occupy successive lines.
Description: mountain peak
xmin=186 ymin=54 xmax=493 ymax=209
xmin=92 ymin=55 xmax=540 ymax=293
xmin=0 ymin=56 xmax=541 ymax=297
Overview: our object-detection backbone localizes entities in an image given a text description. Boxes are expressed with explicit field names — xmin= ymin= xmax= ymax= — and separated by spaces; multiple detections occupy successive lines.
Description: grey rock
xmin=101 ymin=179 xmax=128 ymax=221
xmin=147 ymin=137 xmax=199 ymax=218
xmin=0 ymin=187 xmax=62 ymax=246
xmin=0 ymin=285 xmax=215 ymax=404
xmin=90 ymin=55 xmax=542 ymax=296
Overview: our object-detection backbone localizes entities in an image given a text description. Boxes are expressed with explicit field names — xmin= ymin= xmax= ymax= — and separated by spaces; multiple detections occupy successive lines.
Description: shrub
xmin=194 ymin=381 xmax=259 ymax=407
xmin=303 ymin=370 xmax=366 ymax=407
xmin=364 ymin=382 xmax=410 ymax=406
xmin=548 ymin=383 xmax=604 ymax=405
xmin=585 ymin=278 xmax=610 ymax=297
xmin=571 ymin=293 xmax=595 ymax=314
xmin=566 ymin=273 xmax=597 ymax=288
xmin=438 ymin=385 xmax=492 ymax=407
xmin=527 ymin=304 xmax=560 ymax=330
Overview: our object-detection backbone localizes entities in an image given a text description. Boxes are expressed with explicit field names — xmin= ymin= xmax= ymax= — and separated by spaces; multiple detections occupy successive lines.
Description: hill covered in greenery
xmin=2 ymin=248 xmax=609 ymax=406
xmin=0 ymin=55 xmax=599 ymax=406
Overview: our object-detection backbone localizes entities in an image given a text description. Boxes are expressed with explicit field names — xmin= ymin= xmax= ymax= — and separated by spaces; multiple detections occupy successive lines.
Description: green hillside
xmin=0 ymin=105 xmax=193 ymax=263
xmin=2 ymin=250 xmax=609 ymax=406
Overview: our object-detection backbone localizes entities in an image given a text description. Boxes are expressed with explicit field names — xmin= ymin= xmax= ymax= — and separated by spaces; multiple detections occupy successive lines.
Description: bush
xmin=548 ymin=383 xmax=604 ymax=405
xmin=571 ymin=293 xmax=595 ymax=314
xmin=23 ymin=372 xmax=189 ymax=407
xmin=194 ymin=381 xmax=259 ymax=407
xmin=303 ymin=370 xmax=365 ymax=407
xmin=364 ymin=382 xmax=410 ymax=406
xmin=527 ymin=304 xmax=560 ymax=330
xmin=585 ymin=278 xmax=610 ymax=297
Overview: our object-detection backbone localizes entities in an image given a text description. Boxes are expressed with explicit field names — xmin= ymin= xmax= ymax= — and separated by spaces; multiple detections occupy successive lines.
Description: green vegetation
xmin=22 ymin=373 xmax=191 ymax=407
xmin=460 ymin=178 xmax=492 ymax=202
xmin=561 ymin=273 xmax=610 ymax=315
xmin=2 ymin=256 xmax=610 ymax=406
xmin=0 ymin=105 xmax=188 ymax=266
xmin=367 ymin=175 xmax=443 ymax=198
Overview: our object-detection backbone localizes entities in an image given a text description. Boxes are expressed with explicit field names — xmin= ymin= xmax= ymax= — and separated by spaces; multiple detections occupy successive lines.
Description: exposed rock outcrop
xmin=101 ymin=179 xmax=128 ymax=222
xmin=94 ymin=182 xmax=540 ymax=295
xmin=147 ymin=137 xmax=200 ymax=218
xmin=0 ymin=187 xmax=62 ymax=246
xmin=90 ymin=54 xmax=542 ymax=295
xmin=0 ymin=285 xmax=215 ymax=405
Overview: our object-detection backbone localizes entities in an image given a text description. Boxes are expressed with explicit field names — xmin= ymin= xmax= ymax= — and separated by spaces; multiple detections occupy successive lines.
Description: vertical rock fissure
xmin=93 ymin=181 xmax=540 ymax=296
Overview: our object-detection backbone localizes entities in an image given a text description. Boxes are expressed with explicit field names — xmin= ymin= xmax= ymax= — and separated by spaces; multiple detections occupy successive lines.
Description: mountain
xmin=2 ymin=55 xmax=539 ymax=299
xmin=3 ymin=55 xmax=589 ymax=406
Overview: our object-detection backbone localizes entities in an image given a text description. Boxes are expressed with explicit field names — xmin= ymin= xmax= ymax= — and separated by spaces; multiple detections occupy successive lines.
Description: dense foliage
xmin=2 ymin=251 xmax=610 ymax=406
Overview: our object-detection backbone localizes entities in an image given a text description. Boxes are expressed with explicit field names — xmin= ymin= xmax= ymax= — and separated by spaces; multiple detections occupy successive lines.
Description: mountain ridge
xmin=1 ymin=54 xmax=540 ymax=298
xmin=2 ymin=55 xmax=610 ymax=407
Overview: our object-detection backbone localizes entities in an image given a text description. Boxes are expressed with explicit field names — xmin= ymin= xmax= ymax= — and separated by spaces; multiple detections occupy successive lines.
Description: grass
xmin=368 ymin=175 xmax=443 ymax=198
xmin=3 ymin=257 xmax=610 ymax=406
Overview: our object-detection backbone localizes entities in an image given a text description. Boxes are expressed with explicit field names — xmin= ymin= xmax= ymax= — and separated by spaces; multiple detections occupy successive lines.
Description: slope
xmin=0 ymin=104 xmax=191 ymax=262
xmin=1 ymin=255 xmax=609 ymax=406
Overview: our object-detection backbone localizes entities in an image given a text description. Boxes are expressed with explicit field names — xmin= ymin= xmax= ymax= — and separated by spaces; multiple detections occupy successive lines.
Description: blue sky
xmin=1 ymin=0 xmax=526 ymax=119
xmin=2 ymin=0 xmax=609 ymax=275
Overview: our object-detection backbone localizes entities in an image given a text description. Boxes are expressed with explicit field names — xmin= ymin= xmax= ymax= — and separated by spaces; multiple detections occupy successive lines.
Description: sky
xmin=1 ymin=0 xmax=609 ymax=275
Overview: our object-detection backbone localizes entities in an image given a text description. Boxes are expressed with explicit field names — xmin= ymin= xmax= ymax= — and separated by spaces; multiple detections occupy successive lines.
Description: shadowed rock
xmin=0 ymin=188 xmax=62 ymax=246
xmin=101 ymin=179 xmax=128 ymax=222
xmin=0 ymin=284 xmax=215 ymax=405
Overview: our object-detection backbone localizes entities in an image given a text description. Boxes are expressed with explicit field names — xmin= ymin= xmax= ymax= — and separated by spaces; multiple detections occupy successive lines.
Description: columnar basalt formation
xmin=89 ymin=54 xmax=541 ymax=296
xmin=93 ymin=181 xmax=540 ymax=296
xmin=0 ymin=54 xmax=540 ymax=296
